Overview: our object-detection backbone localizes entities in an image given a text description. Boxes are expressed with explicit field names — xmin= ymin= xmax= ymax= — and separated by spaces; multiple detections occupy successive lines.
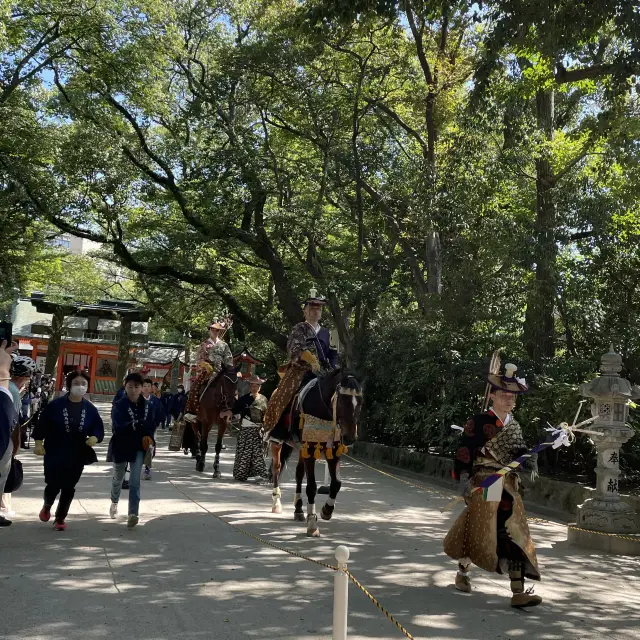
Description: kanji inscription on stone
xmin=607 ymin=479 xmax=618 ymax=493
xmin=608 ymin=451 xmax=619 ymax=465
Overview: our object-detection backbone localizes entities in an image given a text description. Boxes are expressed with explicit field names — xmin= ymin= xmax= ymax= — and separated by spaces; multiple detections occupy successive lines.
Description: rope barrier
xmin=167 ymin=476 xmax=418 ymax=638
xmin=344 ymin=454 xmax=640 ymax=543
xmin=568 ymin=525 xmax=640 ymax=543
xmin=344 ymin=570 xmax=415 ymax=640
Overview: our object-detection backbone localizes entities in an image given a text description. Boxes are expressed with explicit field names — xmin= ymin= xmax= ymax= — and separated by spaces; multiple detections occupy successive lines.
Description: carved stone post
xmin=574 ymin=348 xmax=640 ymax=534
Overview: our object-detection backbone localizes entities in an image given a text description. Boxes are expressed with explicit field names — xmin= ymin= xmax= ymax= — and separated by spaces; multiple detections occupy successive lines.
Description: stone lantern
xmin=568 ymin=348 xmax=640 ymax=553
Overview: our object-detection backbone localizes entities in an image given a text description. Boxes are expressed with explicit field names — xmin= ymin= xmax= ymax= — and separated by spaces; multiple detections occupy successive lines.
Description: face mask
xmin=70 ymin=384 xmax=88 ymax=397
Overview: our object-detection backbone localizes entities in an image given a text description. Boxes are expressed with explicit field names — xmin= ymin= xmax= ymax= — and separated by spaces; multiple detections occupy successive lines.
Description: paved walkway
xmin=1 ymin=404 xmax=639 ymax=640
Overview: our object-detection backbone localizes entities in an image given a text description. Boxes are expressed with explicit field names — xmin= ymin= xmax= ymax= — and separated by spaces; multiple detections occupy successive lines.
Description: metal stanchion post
xmin=333 ymin=545 xmax=350 ymax=640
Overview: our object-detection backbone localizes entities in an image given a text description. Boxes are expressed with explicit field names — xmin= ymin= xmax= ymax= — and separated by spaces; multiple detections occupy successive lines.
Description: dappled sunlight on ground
xmin=2 ymin=405 xmax=640 ymax=639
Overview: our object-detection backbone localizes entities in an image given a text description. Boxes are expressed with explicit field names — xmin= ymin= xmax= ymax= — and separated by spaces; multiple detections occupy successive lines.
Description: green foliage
xmin=0 ymin=0 xmax=639 ymax=484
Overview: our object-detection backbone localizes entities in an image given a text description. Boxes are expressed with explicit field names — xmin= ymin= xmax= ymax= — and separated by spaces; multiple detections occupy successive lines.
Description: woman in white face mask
xmin=31 ymin=370 xmax=104 ymax=531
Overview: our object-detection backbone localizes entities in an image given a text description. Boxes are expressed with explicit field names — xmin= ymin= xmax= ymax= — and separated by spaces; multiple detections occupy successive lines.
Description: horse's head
xmin=219 ymin=365 xmax=238 ymax=412
xmin=334 ymin=371 xmax=362 ymax=446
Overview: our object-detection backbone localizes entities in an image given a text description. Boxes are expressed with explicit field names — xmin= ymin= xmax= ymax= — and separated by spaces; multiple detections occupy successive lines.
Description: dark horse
xmin=272 ymin=369 xmax=362 ymax=537
xmin=194 ymin=366 xmax=237 ymax=478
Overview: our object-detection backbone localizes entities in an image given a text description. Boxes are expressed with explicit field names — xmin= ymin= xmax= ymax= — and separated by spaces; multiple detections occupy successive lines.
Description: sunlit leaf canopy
xmin=1 ymin=0 xmax=639 ymax=478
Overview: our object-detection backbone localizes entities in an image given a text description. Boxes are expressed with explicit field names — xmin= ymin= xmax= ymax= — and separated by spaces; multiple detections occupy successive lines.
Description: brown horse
xmin=194 ymin=366 xmax=237 ymax=478
xmin=270 ymin=369 xmax=362 ymax=536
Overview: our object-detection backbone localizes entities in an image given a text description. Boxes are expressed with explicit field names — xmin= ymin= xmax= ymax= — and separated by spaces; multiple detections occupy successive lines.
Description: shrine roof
xmin=29 ymin=292 xmax=152 ymax=321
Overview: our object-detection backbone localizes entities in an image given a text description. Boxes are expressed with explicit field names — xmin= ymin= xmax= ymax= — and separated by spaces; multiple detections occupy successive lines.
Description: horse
xmin=270 ymin=369 xmax=362 ymax=537
xmin=194 ymin=365 xmax=238 ymax=478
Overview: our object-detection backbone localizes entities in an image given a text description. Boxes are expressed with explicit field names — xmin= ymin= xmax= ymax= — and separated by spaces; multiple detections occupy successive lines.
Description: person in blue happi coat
xmin=32 ymin=370 xmax=105 ymax=531
xmin=141 ymin=377 xmax=164 ymax=479
xmin=109 ymin=372 xmax=156 ymax=529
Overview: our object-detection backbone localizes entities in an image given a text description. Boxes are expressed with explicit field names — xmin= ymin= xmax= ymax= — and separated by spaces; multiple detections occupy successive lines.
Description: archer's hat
xmin=209 ymin=315 xmax=233 ymax=331
xmin=487 ymin=363 xmax=529 ymax=394
xmin=303 ymin=288 xmax=327 ymax=307
xmin=247 ymin=374 xmax=265 ymax=385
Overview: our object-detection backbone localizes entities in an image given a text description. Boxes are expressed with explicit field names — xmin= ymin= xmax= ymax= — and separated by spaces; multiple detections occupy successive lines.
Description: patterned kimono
xmin=232 ymin=393 xmax=269 ymax=481
xmin=264 ymin=322 xmax=338 ymax=435
xmin=184 ymin=339 xmax=234 ymax=418
xmin=443 ymin=410 xmax=540 ymax=582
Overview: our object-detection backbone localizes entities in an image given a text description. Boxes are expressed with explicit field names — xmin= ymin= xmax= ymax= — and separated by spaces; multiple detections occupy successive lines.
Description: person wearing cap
xmin=31 ymin=370 xmax=105 ymax=531
xmin=183 ymin=317 xmax=234 ymax=423
xmin=444 ymin=363 xmax=542 ymax=609
xmin=263 ymin=289 xmax=338 ymax=512
xmin=232 ymin=375 xmax=269 ymax=481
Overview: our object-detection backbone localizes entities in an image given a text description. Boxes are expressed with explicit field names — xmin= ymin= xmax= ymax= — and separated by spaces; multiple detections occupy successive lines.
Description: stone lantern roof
xmin=579 ymin=347 xmax=640 ymax=400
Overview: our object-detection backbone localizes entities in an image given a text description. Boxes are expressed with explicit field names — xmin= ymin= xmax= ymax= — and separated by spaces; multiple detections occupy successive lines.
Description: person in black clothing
xmin=32 ymin=370 xmax=104 ymax=531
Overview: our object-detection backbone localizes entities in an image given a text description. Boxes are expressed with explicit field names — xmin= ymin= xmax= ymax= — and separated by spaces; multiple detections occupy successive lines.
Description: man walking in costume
xmin=183 ymin=318 xmax=234 ymax=423
xmin=263 ymin=289 xmax=338 ymax=512
xmin=443 ymin=363 xmax=542 ymax=608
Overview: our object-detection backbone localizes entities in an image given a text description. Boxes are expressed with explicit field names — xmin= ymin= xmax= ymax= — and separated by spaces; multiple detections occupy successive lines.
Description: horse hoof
xmin=293 ymin=512 xmax=305 ymax=522
xmin=272 ymin=503 xmax=282 ymax=514
xmin=306 ymin=514 xmax=320 ymax=537
xmin=212 ymin=470 xmax=221 ymax=478
xmin=321 ymin=504 xmax=334 ymax=521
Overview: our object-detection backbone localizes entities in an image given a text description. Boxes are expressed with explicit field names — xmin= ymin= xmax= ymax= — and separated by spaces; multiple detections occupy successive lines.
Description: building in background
xmin=11 ymin=293 xmax=187 ymax=398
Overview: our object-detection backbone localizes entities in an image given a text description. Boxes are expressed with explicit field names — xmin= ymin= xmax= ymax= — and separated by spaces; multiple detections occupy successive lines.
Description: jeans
xmin=111 ymin=451 xmax=144 ymax=516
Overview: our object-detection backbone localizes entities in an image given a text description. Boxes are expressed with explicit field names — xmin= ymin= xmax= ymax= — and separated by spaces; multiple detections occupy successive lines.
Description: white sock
xmin=307 ymin=504 xmax=316 ymax=516
xmin=326 ymin=497 xmax=336 ymax=507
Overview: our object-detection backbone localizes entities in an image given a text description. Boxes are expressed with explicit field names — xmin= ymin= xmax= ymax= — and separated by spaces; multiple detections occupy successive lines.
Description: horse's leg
xmin=213 ymin=421 xmax=227 ymax=478
xmin=195 ymin=423 xmax=206 ymax=472
xmin=321 ymin=456 xmax=342 ymax=521
xmin=271 ymin=442 xmax=282 ymax=514
xmin=304 ymin=456 xmax=319 ymax=537
xmin=293 ymin=453 xmax=305 ymax=521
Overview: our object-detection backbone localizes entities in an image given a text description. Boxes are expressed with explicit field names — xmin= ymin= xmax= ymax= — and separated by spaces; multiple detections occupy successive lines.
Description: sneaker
xmin=144 ymin=468 xmax=152 ymax=480
xmin=127 ymin=514 xmax=139 ymax=529
xmin=39 ymin=505 xmax=51 ymax=522
xmin=54 ymin=521 xmax=66 ymax=531
xmin=0 ymin=515 xmax=12 ymax=527
xmin=109 ymin=503 xmax=118 ymax=519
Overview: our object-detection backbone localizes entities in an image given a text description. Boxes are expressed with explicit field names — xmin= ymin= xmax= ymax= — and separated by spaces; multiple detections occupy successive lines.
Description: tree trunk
xmin=116 ymin=317 xmax=132 ymax=385
xmin=44 ymin=308 xmax=65 ymax=376
xmin=425 ymin=230 xmax=442 ymax=295
xmin=524 ymin=88 xmax=557 ymax=364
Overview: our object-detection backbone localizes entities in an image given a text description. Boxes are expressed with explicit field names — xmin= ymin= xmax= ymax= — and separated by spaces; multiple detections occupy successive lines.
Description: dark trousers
xmin=44 ymin=462 xmax=84 ymax=522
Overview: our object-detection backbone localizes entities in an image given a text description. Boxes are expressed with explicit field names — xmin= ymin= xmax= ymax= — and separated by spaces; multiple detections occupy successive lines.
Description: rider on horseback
xmin=263 ymin=289 xmax=338 ymax=514
xmin=183 ymin=317 xmax=234 ymax=423
xmin=264 ymin=289 xmax=338 ymax=443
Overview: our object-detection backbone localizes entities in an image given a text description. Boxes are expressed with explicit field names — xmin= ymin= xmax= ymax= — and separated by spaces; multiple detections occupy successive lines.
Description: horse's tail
xmin=280 ymin=441 xmax=294 ymax=469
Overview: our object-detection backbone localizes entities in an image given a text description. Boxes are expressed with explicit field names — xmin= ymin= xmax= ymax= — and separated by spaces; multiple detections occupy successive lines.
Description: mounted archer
xmin=263 ymin=289 xmax=338 ymax=513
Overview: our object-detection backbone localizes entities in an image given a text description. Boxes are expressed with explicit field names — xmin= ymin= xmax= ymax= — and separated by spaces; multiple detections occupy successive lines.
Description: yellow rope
xmin=568 ymin=525 xmax=640 ymax=543
xmin=345 ymin=570 xmax=415 ymax=640
xmin=167 ymin=477 xmax=418 ymax=637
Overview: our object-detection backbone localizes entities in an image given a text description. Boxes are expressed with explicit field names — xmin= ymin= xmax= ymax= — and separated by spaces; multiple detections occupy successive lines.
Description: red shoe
xmin=39 ymin=505 xmax=51 ymax=522
xmin=54 ymin=521 xmax=66 ymax=531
